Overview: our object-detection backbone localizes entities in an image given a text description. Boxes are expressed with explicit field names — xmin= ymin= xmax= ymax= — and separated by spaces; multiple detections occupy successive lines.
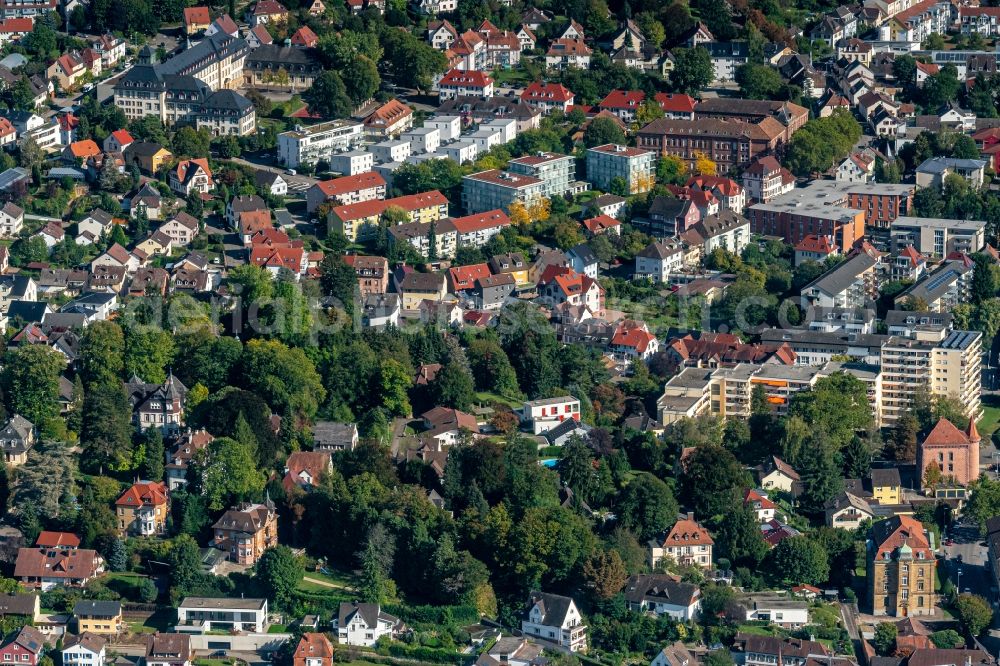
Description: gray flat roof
xmin=891 ymin=216 xmax=985 ymax=231
xmin=179 ymin=597 xmax=266 ymax=610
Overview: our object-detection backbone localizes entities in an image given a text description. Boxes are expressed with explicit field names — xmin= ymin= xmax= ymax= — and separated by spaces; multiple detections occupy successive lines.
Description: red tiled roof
xmin=314 ymin=172 xmax=385 ymax=197
xmin=0 ymin=17 xmax=32 ymax=32
xmin=583 ymin=214 xmax=620 ymax=233
xmin=743 ymin=488 xmax=777 ymax=511
xmin=439 ymin=68 xmax=493 ymax=88
xmin=923 ymin=418 xmax=972 ymax=447
xmin=36 ymin=531 xmax=80 ymax=548
xmin=331 ymin=190 xmax=447 ymax=222
xmin=547 ymin=38 xmax=591 ymax=56
xmin=450 ymin=209 xmax=510 ymax=234
xmin=794 ymin=234 xmax=838 ymax=254
xmin=183 ymin=6 xmax=210 ymax=25
xmin=687 ymin=175 xmax=742 ymax=196
xmin=521 ymin=81 xmax=574 ymax=103
xmin=599 ymin=89 xmax=644 ymax=110
xmin=290 ymin=25 xmax=317 ymax=46
xmin=110 ymin=129 xmax=134 ymax=145
xmin=250 ymin=244 xmax=303 ymax=271
xmin=365 ymin=99 xmax=411 ymax=127
xmin=660 ymin=516 xmax=714 ymax=547
xmin=654 ymin=92 xmax=696 ymax=114
xmin=116 ymin=481 xmax=168 ymax=507
xmin=67 ymin=139 xmax=100 ymax=159
xmin=448 ymin=262 xmax=491 ymax=290
xmin=611 ymin=320 xmax=656 ymax=353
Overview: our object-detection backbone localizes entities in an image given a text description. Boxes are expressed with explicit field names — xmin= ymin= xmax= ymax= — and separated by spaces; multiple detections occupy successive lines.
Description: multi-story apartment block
xmin=388 ymin=219 xmax=458 ymax=260
xmin=867 ymin=516 xmax=935 ymax=616
xmin=800 ymin=244 xmax=881 ymax=309
xmin=306 ymin=172 xmax=387 ymax=214
xmin=329 ymin=190 xmax=449 ymax=241
xmin=747 ymin=181 xmax=866 ymax=250
xmin=585 ymin=144 xmax=655 ymax=194
xmin=462 ymin=170 xmax=545 ymax=214
xmin=277 ymin=120 xmax=364 ymax=169
xmin=890 ymin=216 xmax=986 ymax=258
xmin=844 ymin=183 xmax=914 ymax=229
xmin=894 ymin=257 xmax=974 ymax=313
xmin=657 ymin=361 xmax=882 ymax=426
xmin=693 ymin=98 xmax=809 ymax=141
xmin=880 ymin=330 xmax=982 ymax=426
xmin=960 ymin=5 xmax=1000 ymax=35
xmin=243 ymin=45 xmax=323 ymax=92
xmin=507 ymin=152 xmax=576 ymax=197
xmin=451 ymin=209 xmax=510 ymax=247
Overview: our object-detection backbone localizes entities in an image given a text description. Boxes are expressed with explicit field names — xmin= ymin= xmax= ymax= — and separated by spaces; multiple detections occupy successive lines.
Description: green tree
xmin=715 ymin=505 xmax=769 ymax=567
xmin=431 ymin=361 xmax=476 ymax=412
xmin=930 ymin=629 xmax=963 ymax=648
xmin=79 ymin=321 xmax=125 ymax=387
xmin=81 ymin=383 xmax=133 ymax=473
xmin=241 ymin=339 xmax=326 ymax=421
xmin=303 ymin=70 xmax=354 ymax=118
xmin=227 ymin=264 xmax=273 ymax=304
xmin=467 ymin=338 xmax=521 ymax=400
xmin=124 ymin=326 xmax=175 ymax=384
xmin=955 ymin=593 xmax=993 ymax=636
xmin=680 ymin=445 xmax=751 ymax=519
xmin=952 ymin=134 xmax=980 ymax=160
xmin=670 ymin=47 xmax=714 ymax=95
xmin=141 ymin=428 xmax=164 ymax=482
xmin=253 ymin=545 xmax=304 ymax=609
xmin=765 ymin=536 xmax=830 ymax=585
xmin=378 ymin=358 xmax=412 ymax=417
xmin=168 ymin=534 xmax=203 ymax=598
xmin=583 ymin=117 xmax=626 ymax=148
xmin=964 ymin=476 xmax=1000 ymax=531
xmin=199 ymin=436 xmax=265 ymax=510
xmin=798 ymin=445 xmax=843 ymax=517
xmin=107 ymin=539 xmax=128 ymax=572
xmin=340 ymin=55 xmax=380 ymax=106
xmin=171 ymin=126 xmax=211 ymax=158
xmin=2 ymin=345 xmax=63 ymax=424
xmin=736 ymin=63 xmax=784 ymax=99
xmin=873 ymin=622 xmax=897 ymax=656
xmin=617 ymin=473 xmax=679 ymax=541
xmin=788 ymin=373 xmax=873 ymax=450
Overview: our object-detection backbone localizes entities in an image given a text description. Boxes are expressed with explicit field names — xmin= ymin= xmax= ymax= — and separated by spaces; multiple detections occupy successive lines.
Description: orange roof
xmin=314 ymin=171 xmax=386 ymax=197
xmin=175 ymin=158 xmax=212 ymax=184
xmin=0 ymin=17 xmax=32 ymax=32
xmin=293 ymin=634 xmax=333 ymax=665
xmin=451 ymin=209 xmax=510 ymax=234
xmin=600 ymin=89 xmax=645 ymax=110
xmin=547 ymin=37 xmax=591 ymax=56
xmin=448 ymin=262 xmax=491 ymax=290
xmin=743 ymin=488 xmax=777 ymax=511
xmin=872 ymin=515 xmax=931 ymax=558
xmin=36 ymin=531 xmax=80 ymax=548
xmin=184 ymin=6 xmax=210 ymax=25
xmin=611 ymin=320 xmax=656 ymax=353
xmin=116 ymin=481 xmax=168 ymax=507
xmin=661 ymin=515 xmax=714 ymax=546
xmin=331 ymin=190 xmax=447 ymax=222
xmin=110 ymin=129 xmax=134 ymax=145
xmin=898 ymin=244 xmax=924 ymax=267
xmin=794 ymin=234 xmax=838 ymax=255
xmin=250 ymin=227 xmax=293 ymax=246
xmin=240 ymin=209 xmax=273 ymax=236
xmin=686 ymin=175 xmax=742 ymax=197
xmin=0 ymin=118 xmax=15 ymax=137
xmin=583 ymin=214 xmax=620 ymax=233
xmin=365 ymin=99 xmax=412 ymax=127
xmin=67 ymin=139 xmax=101 ymax=159
xmin=290 ymin=25 xmax=318 ymax=46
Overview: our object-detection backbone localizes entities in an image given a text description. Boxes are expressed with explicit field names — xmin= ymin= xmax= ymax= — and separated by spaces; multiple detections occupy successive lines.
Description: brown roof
xmin=146 ymin=633 xmax=191 ymax=660
xmin=36 ymin=531 xmax=80 ymax=548
xmin=14 ymin=548 xmax=102 ymax=580
xmin=293 ymin=633 xmax=332 ymax=666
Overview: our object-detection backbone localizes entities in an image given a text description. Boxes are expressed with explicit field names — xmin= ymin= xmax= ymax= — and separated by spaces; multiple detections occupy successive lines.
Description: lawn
xmin=979 ymin=394 xmax=1000 ymax=438
xmin=490 ymin=68 xmax=531 ymax=85
xmin=475 ymin=391 xmax=521 ymax=409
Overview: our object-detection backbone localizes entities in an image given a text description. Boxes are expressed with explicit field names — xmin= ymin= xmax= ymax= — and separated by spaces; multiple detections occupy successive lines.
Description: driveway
xmin=222 ymin=155 xmax=317 ymax=195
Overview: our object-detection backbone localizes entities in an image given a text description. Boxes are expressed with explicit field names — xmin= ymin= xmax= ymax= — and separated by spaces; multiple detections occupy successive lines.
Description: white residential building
xmin=521 ymin=591 xmax=588 ymax=652
xmin=176 ymin=597 xmax=268 ymax=633
xmin=277 ymin=120 xmax=364 ymax=169
xmin=520 ymin=396 xmax=581 ymax=434
xmin=333 ymin=602 xmax=401 ymax=647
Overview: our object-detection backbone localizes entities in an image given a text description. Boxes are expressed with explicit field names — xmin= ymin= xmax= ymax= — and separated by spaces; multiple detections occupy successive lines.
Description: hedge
xmin=382 ymin=604 xmax=479 ymax=628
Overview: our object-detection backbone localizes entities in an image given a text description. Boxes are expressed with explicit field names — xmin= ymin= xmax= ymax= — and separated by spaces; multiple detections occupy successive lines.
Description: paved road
xmin=942 ymin=523 xmax=990 ymax=596
xmin=222 ymin=155 xmax=318 ymax=194
xmin=840 ymin=602 xmax=864 ymax=663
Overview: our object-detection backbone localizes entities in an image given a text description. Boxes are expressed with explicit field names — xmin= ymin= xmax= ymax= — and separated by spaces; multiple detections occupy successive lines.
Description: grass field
xmin=979 ymin=394 xmax=1000 ymax=438
xmin=475 ymin=391 xmax=521 ymax=409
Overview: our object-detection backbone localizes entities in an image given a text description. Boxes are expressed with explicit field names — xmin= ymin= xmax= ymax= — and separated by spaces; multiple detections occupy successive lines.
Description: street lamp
xmin=957 ymin=567 xmax=963 ymax=593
